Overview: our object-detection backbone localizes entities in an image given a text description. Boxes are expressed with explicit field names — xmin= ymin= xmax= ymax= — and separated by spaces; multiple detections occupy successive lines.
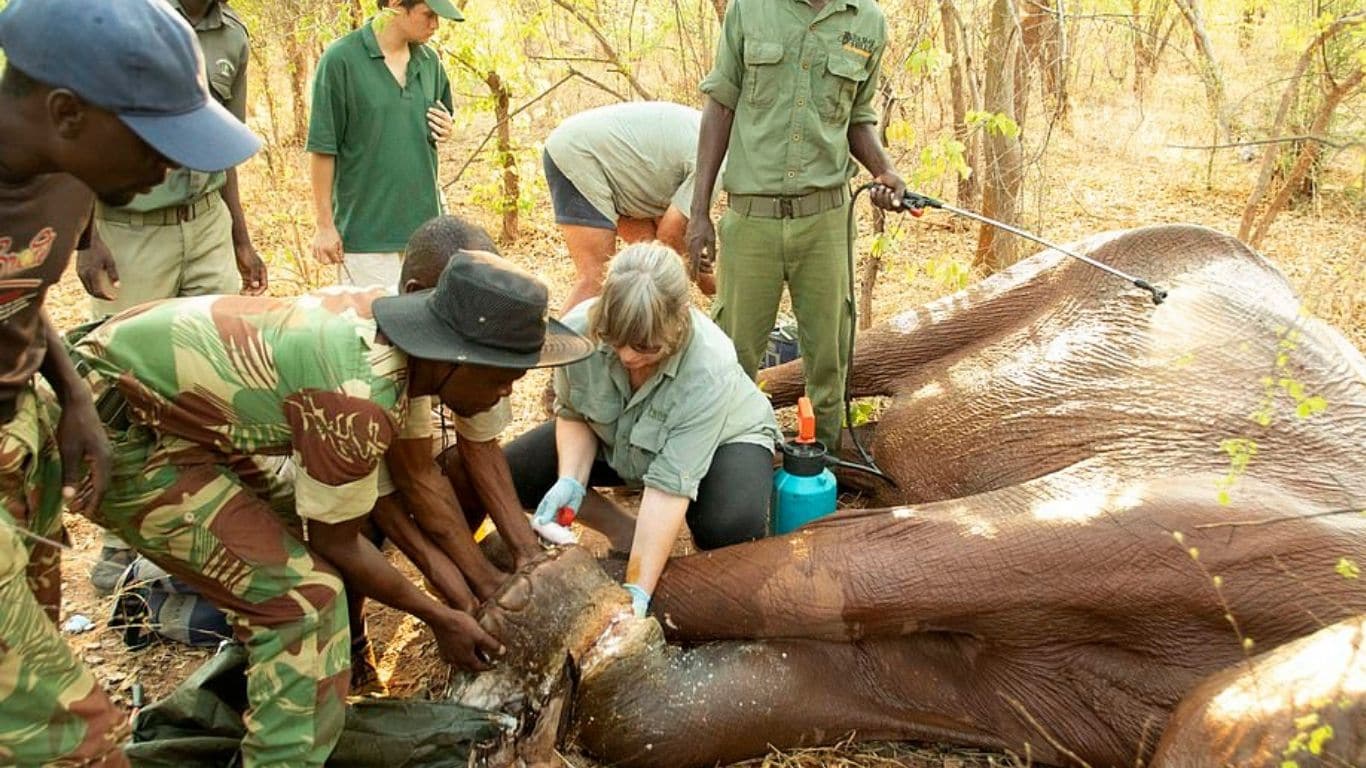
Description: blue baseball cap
xmin=0 ymin=0 xmax=262 ymax=172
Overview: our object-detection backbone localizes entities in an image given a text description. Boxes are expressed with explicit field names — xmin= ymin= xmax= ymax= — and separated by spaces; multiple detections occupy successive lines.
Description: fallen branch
xmin=1168 ymin=135 xmax=1362 ymax=151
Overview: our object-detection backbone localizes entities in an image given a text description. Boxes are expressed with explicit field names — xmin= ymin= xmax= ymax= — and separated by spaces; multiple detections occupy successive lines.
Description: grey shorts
xmin=542 ymin=149 xmax=614 ymax=229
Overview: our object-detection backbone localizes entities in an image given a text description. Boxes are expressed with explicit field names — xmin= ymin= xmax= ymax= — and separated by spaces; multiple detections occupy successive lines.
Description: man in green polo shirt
xmin=76 ymin=0 xmax=266 ymax=594
xmin=308 ymin=0 xmax=461 ymax=289
xmin=687 ymin=0 xmax=907 ymax=451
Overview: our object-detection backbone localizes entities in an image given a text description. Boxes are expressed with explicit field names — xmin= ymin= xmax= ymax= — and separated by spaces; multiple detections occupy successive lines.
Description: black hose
xmin=839 ymin=182 xmax=896 ymax=487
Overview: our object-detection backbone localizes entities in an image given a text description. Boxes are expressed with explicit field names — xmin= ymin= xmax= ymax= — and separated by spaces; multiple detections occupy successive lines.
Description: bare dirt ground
xmin=41 ymin=34 xmax=1363 ymax=768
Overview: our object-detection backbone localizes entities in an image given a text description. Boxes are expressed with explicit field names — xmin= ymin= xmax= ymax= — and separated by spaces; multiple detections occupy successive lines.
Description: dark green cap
xmin=425 ymin=0 xmax=464 ymax=21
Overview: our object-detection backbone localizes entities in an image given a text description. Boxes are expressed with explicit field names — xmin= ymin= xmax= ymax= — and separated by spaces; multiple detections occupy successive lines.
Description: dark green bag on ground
xmin=126 ymin=644 xmax=509 ymax=767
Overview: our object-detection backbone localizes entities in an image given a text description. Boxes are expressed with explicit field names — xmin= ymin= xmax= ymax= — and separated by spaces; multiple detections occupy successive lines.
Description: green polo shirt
xmin=306 ymin=19 xmax=453 ymax=253
xmin=700 ymin=0 xmax=886 ymax=196
xmin=113 ymin=0 xmax=249 ymax=213
xmin=553 ymin=302 xmax=780 ymax=500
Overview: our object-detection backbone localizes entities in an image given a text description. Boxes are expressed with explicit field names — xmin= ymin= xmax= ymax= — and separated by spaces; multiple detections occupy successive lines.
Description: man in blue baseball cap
xmin=0 ymin=0 xmax=261 ymax=763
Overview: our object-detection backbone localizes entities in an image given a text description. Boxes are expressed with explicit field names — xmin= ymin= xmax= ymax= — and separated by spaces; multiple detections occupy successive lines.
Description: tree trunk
xmin=940 ymin=0 xmax=980 ymax=210
xmin=487 ymin=71 xmax=519 ymax=242
xmin=1020 ymin=0 xmax=1069 ymax=126
xmin=1247 ymin=68 xmax=1363 ymax=247
xmin=975 ymin=0 xmax=1026 ymax=273
xmin=1172 ymin=0 xmax=1232 ymax=141
xmin=284 ymin=29 xmax=312 ymax=146
xmin=859 ymin=85 xmax=897 ymax=331
xmin=1239 ymin=13 xmax=1365 ymax=241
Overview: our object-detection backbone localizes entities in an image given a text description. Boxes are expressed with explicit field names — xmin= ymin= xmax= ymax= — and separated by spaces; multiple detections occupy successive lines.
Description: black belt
xmin=727 ymin=186 xmax=849 ymax=219
xmin=66 ymin=321 xmax=132 ymax=432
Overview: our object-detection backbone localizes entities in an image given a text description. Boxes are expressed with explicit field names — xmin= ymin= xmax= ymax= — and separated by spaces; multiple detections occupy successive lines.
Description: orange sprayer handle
xmin=796 ymin=396 xmax=817 ymax=444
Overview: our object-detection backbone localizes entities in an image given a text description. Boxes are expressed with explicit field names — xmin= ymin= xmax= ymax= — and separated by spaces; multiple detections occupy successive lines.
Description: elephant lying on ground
xmin=455 ymin=224 xmax=1365 ymax=767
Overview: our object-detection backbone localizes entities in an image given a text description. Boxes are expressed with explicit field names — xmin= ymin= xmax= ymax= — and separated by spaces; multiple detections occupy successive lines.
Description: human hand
xmin=685 ymin=216 xmax=717 ymax=280
xmin=533 ymin=476 xmax=585 ymax=526
xmin=427 ymin=103 xmax=453 ymax=144
xmin=622 ymin=582 xmax=650 ymax=618
xmin=868 ymin=170 xmax=907 ymax=211
xmin=57 ymin=394 xmax=110 ymax=514
xmin=312 ymin=223 xmax=343 ymax=265
xmin=431 ymin=609 xmax=503 ymax=672
xmin=76 ymin=241 xmax=119 ymax=301
xmin=235 ymin=241 xmax=268 ymax=295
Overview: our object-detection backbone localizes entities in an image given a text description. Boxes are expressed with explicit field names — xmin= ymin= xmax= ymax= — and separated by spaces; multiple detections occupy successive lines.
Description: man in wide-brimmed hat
xmin=72 ymin=252 xmax=591 ymax=767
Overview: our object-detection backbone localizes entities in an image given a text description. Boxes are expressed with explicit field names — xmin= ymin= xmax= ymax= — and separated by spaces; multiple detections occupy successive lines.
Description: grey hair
xmin=587 ymin=242 xmax=692 ymax=356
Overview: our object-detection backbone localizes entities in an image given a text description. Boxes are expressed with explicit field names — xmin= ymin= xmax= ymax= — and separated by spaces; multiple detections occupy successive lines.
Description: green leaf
xmin=1335 ymin=558 xmax=1360 ymax=580
xmin=1307 ymin=724 xmax=1333 ymax=755
xmin=1295 ymin=396 xmax=1327 ymax=419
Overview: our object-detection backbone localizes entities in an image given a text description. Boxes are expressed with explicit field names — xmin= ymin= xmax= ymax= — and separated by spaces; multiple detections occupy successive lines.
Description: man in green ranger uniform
xmin=687 ymin=0 xmax=907 ymax=450
xmin=72 ymin=255 xmax=591 ymax=766
xmin=78 ymin=0 xmax=267 ymax=593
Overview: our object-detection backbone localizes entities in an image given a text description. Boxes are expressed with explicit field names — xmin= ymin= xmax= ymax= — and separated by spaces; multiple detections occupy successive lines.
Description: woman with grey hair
xmin=504 ymin=242 xmax=780 ymax=617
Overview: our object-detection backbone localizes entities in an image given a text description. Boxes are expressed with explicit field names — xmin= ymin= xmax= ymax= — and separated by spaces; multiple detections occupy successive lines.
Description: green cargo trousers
xmin=713 ymin=200 xmax=852 ymax=449
xmin=0 ymin=383 xmax=130 ymax=767
xmin=88 ymin=427 xmax=351 ymax=768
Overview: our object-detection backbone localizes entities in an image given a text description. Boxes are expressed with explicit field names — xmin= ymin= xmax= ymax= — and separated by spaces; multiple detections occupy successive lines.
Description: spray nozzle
xmin=796 ymin=397 xmax=817 ymax=445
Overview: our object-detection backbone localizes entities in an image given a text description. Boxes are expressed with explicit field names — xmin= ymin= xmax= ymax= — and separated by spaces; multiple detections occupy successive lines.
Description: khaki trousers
xmin=713 ymin=201 xmax=852 ymax=449
xmin=91 ymin=195 xmax=240 ymax=319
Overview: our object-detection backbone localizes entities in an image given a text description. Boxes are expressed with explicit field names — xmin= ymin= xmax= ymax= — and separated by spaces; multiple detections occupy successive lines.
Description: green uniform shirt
xmin=306 ymin=20 xmax=453 ymax=253
xmin=700 ymin=0 xmax=886 ymax=196
xmin=554 ymin=301 xmax=780 ymax=500
xmin=114 ymin=0 xmax=249 ymax=213
xmin=544 ymin=102 xmax=715 ymax=221
xmin=75 ymin=288 xmax=426 ymax=525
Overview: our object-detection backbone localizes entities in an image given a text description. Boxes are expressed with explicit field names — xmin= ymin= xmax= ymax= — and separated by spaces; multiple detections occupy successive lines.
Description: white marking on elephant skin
xmin=890 ymin=506 xmax=915 ymax=519
xmin=909 ymin=380 xmax=944 ymax=401
xmin=1030 ymin=472 xmax=1143 ymax=523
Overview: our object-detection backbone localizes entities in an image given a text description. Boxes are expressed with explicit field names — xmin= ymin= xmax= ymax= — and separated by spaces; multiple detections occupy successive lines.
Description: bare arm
xmin=457 ymin=437 xmax=541 ymax=568
xmin=40 ymin=315 xmax=108 ymax=513
xmin=624 ymin=486 xmax=690 ymax=595
xmin=685 ymin=97 xmax=735 ymax=277
xmin=386 ymin=437 xmax=507 ymax=600
xmin=307 ymin=514 xmax=500 ymax=670
xmin=370 ymin=493 xmax=478 ymax=611
xmin=222 ymin=167 xmax=267 ymax=294
xmin=309 ymin=153 xmax=343 ymax=265
xmin=555 ymin=417 xmax=599 ymax=486
xmin=655 ymin=205 xmax=688 ymax=254
xmin=848 ymin=122 xmax=906 ymax=211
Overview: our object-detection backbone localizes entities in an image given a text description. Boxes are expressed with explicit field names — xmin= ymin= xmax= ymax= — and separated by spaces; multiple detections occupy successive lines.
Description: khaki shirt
xmin=544 ymin=102 xmax=716 ymax=222
xmin=113 ymin=0 xmax=250 ymax=213
xmin=700 ymin=0 xmax=886 ymax=196
xmin=554 ymin=302 xmax=780 ymax=500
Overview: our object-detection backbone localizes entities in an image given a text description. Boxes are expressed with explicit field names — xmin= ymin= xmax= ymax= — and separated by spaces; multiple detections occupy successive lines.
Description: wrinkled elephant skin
xmin=457 ymin=225 xmax=1366 ymax=768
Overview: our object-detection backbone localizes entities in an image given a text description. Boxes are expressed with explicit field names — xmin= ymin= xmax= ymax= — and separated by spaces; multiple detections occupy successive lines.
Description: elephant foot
xmin=450 ymin=546 xmax=634 ymax=766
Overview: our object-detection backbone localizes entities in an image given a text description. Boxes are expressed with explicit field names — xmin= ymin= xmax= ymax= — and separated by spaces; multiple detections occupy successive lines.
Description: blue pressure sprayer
xmin=771 ymin=397 xmax=838 ymax=534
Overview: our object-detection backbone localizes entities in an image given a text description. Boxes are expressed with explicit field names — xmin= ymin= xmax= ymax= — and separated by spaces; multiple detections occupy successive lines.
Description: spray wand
xmin=896 ymin=190 xmax=1168 ymax=305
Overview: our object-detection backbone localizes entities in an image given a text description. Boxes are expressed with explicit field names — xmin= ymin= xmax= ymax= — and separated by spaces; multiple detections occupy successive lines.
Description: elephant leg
xmin=1152 ymin=615 xmax=1366 ymax=768
xmin=574 ymin=627 xmax=1039 ymax=768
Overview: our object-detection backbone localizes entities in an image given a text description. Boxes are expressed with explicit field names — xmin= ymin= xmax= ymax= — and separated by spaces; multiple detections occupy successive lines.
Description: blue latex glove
xmin=533 ymin=476 xmax=585 ymax=526
xmin=622 ymin=583 xmax=651 ymax=618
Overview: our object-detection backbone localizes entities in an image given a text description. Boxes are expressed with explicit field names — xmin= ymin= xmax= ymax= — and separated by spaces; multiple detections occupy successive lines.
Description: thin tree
xmin=975 ymin=0 xmax=1026 ymax=273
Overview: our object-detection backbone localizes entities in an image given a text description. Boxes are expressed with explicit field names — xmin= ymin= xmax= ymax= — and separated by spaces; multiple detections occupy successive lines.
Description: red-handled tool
xmin=556 ymin=506 xmax=576 ymax=526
